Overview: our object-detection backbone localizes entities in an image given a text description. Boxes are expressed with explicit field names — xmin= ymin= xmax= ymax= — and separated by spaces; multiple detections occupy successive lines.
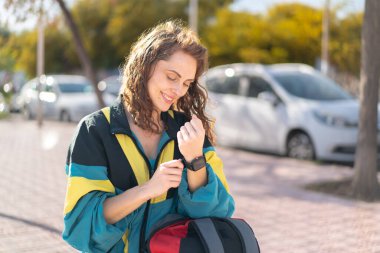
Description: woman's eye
xmin=167 ymin=75 xmax=176 ymax=81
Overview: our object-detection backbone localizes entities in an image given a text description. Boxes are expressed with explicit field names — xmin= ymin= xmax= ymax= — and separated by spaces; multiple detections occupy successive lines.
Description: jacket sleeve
xmin=62 ymin=117 xmax=138 ymax=252
xmin=177 ymin=137 xmax=235 ymax=218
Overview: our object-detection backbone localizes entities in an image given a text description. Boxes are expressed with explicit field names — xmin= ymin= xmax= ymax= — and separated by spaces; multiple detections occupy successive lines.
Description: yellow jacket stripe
xmin=64 ymin=177 xmax=115 ymax=214
xmin=205 ymin=151 xmax=230 ymax=193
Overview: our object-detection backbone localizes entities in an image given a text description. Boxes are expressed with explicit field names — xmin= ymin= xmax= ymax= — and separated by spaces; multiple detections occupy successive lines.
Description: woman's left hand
xmin=177 ymin=115 xmax=205 ymax=162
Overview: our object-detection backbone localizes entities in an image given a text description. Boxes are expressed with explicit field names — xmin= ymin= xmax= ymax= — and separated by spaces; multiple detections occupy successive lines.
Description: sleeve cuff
xmin=91 ymin=193 xmax=128 ymax=249
xmin=178 ymin=164 xmax=218 ymax=205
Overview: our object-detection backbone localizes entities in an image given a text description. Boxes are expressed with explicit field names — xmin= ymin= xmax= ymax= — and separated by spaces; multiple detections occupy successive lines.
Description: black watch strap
xmin=184 ymin=155 xmax=206 ymax=171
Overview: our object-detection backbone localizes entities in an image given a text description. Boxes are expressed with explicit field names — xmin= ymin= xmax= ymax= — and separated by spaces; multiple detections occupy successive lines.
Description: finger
xmin=166 ymin=174 xmax=182 ymax=182
xmin=191 ymin=115 xmax=204 ymax=132
xmin=177 ymin=131 xmax=184 ymax=143
xmin=160 ymin=167 xmax=184 ymax=176
xmin=189 ymin=120 xmax=201 ymax=135
xmin=169 ymin=179 xmax=181 ymax=188
xmin=180 ymin=126 xmax=190 ymax=141
xmin=161 ymin=159 xmax=184 ymax=169
xmin=184 ymin=122 xmax=197 ymax=138
xmin=169 ymin=181 xmax=181 ymax=189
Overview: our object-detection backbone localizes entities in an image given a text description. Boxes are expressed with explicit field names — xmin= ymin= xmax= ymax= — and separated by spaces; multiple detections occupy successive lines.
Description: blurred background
xmin=2 ymin=0 xmax=380 ymax=252
xmin=0 ymin=0 xmax=365 ymax=101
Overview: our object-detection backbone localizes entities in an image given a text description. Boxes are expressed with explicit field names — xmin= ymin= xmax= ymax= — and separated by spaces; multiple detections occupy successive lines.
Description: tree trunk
xmin=351 ymin=0 xmax=380 ymax=201
xmin=55 ymin=0 xmax=105 ymax=108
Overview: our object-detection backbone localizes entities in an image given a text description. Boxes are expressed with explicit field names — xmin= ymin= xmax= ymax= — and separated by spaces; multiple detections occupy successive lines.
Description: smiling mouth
xmin=161 ymin=92 xmax=175 ymax=104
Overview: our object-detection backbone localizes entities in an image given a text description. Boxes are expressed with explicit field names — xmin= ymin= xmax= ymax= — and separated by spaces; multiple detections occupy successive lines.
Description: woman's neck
xmin=124 ymin=105 xmax=163 ymax=134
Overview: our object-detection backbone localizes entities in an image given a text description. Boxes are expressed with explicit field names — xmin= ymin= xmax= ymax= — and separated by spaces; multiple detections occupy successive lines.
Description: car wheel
xmin=286 ymin=131 xmax=315 ymax=160
xmin=60 ymin=110 xmax=71 ymax=122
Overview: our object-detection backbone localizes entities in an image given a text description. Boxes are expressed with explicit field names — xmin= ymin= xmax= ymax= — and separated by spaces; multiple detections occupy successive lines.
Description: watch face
xmin=190 ymin=156 xmax=206 ymax=171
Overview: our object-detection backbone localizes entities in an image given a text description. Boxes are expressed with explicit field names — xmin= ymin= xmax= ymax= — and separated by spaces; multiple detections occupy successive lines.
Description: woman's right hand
xmin=145 ymin=159 xmax=184 ymax=199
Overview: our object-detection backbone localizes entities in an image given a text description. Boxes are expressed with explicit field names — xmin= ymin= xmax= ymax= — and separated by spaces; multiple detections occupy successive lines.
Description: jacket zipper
xmin=133 ymin=137 xmax=173 ymax=253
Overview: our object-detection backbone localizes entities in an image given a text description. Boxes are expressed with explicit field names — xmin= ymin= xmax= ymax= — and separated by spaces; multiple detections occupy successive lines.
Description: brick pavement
xmin=0 ymin=116 xmax=380 ymax=252
xmin=0 ymin=117 xmax=74 ymax=252
xmin=223 ymin=150 xmax=380 ymax=253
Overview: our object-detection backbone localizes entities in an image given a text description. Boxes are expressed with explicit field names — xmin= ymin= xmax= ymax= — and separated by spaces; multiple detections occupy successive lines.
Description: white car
xmin=0 ymin=92 xmax=9 ymax=114
xmin=97 ymin=75 xmax=122 ymax=98
xmin=18 ymin=75 xmax=115 ymax=122
xmin=202 ymin=63 xmax=380 ymax=162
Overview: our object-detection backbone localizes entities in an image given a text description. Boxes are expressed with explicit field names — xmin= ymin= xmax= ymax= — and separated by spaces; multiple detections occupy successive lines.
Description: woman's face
xmin=147 ymin=50 xmax=197 ymax=113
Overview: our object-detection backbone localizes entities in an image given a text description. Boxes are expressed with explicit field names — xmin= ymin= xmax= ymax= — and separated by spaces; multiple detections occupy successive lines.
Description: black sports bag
xmin=146 ymin=214 xmax=260 ymax=253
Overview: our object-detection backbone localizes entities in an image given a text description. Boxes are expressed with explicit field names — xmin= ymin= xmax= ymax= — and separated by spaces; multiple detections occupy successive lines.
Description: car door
xmin=238 ymin=75 xmax=287 ymax=152
xmin=23 ymin=79 xmax=39 ymax=114
xmin=40 ymin=80 xmax=59 ymax=117
xmin=206 ymin=74 xmax=248 ymax=147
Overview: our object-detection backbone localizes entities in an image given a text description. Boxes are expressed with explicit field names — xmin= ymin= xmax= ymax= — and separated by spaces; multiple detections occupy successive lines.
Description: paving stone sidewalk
xmin=0 ymin=116 xmax=379 ymax=252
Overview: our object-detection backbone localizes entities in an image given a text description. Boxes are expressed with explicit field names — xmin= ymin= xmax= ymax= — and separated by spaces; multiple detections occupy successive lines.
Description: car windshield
xmin=58 ymin=82 xmax=93 ymax=93
xmin=270 ymin=69 xmax=352 ymax=101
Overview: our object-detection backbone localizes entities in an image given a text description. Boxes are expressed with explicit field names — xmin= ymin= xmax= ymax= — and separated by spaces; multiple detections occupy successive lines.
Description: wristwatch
xmin=183 ymin=155 xmax=206 ymax=171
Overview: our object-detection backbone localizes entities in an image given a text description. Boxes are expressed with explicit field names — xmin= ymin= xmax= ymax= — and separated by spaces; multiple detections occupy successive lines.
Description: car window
xmin=271 ymin=70 xmax=352 ymax=101
xmin=247 ymin=76 xmax=274 ymax=98
xmin=206 ymin=76 xmax=240 ymax=95
xmin=58 ymin=83 xmax=93 ymax=93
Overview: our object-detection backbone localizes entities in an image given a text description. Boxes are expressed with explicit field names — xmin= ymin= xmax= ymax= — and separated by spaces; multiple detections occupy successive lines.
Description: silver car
xmin=97 ymin=75 xmax=122 ymax=98
xmin=202 ymin=63 xmax=380 ymax=162
xmin=18 ymin=75 xmax=115 ymax=122
xmin=0 ymin=92 xmax=9 ymax=114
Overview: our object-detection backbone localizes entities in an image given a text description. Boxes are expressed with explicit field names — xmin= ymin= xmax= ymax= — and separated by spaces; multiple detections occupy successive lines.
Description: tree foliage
xmin=106 ymin=0 xmax=187 ymax=64
xmin=1 ymin=1 xmax=363 ymax=78
xmin=202 ymin=2 xmax=362 ymax=75
xmin=0 ymin=26 xmax=17 ymax=71
xmin=329 ymin=12 xmax=362 ymax=76
xmin=71 ymin=0 xmax=119 ymax=69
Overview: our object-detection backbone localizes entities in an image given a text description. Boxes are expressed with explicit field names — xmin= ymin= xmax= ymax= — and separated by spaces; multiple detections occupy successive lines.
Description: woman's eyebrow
xmin=168 ymin=69 xmax=194 ymax=82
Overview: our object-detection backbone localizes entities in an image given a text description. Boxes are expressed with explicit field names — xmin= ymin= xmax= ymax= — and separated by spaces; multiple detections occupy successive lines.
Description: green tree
xmin=197 ymin=0 xmax=233 ymax=35
xmin=12 ymin=31 xmax=37 ymax=77
xmin=203 ymin=3 xmax=324 ymax=67
xmin=106 ymin=0 xmax=187 ymax=62
xmin=3 ymin=1 xmax=364 ymax=78
xmin=329 ymin=12 xmax=363 ymax=76
xmin=4 ymin=0 xmax=106 ymax=107
xmin=203 ymin=8 xmax=272 ymax=66
xmin=266 ymin=3 xmax=323 ymax=66
xmin=1 ymin=20 xmax=74 ymax=77
xmin=44 ymin=19 xmax=73 ymax=73
xmin=0 ymin=26 xmax=16 ymax=71
xmin=70 ymin=0 xmax=119 ymax=69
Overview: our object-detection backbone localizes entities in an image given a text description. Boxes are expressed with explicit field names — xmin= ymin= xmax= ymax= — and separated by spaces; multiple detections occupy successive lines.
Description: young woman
xmin=63 ymin=20 xmax=235 ymax=253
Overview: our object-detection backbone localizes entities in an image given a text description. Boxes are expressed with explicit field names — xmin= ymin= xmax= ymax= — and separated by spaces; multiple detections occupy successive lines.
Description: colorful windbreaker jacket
xmin=62 ymin=98 xmax=235 ymax=253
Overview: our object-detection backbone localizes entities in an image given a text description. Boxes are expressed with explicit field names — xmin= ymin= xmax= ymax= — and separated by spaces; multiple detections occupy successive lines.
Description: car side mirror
xmin=257 ymin=91 xmax=279 ymax=106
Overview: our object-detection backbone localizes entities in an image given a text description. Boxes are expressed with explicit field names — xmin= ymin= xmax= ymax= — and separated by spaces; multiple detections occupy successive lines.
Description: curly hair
xmin=121 ymin=20 xmax=215 ymax=144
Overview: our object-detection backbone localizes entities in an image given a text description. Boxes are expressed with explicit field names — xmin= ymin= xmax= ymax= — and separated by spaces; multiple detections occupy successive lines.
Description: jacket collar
xmin=109 ymin=95 xmax=180 ymax=139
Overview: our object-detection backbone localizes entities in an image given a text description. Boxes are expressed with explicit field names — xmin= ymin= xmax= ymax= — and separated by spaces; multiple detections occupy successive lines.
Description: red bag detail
xmin=149 ymin=220 xmax=191 ymax=253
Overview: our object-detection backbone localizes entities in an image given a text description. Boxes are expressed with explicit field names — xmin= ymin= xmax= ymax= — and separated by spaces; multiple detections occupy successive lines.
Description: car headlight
xmin=313 ymin=111 xmax=357 ymax=128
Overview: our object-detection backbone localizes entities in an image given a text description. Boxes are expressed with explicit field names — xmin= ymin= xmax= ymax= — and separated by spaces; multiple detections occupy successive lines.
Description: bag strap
xmin=192 ymin=218 xmax=225 ymax=253
xmin=223 ymin=219 xmax=260 ymax=253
